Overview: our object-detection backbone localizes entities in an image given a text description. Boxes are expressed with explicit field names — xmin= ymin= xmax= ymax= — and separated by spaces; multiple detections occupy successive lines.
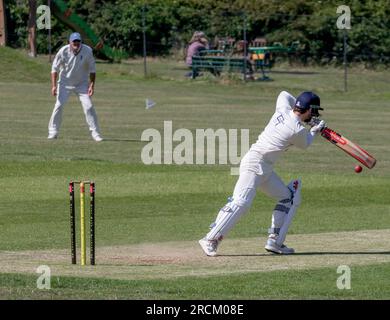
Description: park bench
xmin=249 ymin=41 xmax=299 ymax=65
xmin=191 ymin=54 xmax=272 ymax=81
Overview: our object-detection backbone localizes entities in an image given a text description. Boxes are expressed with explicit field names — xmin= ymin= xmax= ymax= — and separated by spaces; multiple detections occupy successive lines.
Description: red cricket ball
xmin=354 ymin=165 xmax=363 ymax=173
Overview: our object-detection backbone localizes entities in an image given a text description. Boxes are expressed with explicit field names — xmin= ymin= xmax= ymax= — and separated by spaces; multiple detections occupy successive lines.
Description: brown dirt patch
xmin=0 ymin=229 xmax=389 ymax=280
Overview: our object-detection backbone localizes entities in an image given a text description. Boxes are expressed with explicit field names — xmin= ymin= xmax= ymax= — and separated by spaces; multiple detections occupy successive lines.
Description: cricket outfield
xmin=0 ymin=47 xmax=389 ymax=299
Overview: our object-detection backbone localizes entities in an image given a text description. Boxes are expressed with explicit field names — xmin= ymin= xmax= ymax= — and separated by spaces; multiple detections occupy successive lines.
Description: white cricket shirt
xmin=250 ymin=91 xmax=312 ymax=165
xmin=51 ymin=44 xmax=96 ymax=88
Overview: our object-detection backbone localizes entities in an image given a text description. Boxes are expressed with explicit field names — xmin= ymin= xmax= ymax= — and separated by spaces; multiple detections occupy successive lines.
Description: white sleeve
xmin=51 ymin=50 xmax=62 ymax=73
xmin=88 ymin=50 xmax=96 ymax=74
xmin=291 ymin=127 xmax=315 ymax=149
xmin=275 ymin=91 xmax=296 ymax=113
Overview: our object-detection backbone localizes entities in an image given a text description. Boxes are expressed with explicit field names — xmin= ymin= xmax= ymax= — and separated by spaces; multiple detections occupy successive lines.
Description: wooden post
xmin=28 ymin=0 xmax=37 ymax=57
xmin=343 ymin=29 xmax=348 ymax=92
xmin=242 ymin=13 xmax=247 ymax=82
xmin=142 ymin=4 xmax=147 ymax=77
xmin=0 ymin=0 xmax=7 ymax=46
xmin=48 ymin=0 xmax=52 ymax=62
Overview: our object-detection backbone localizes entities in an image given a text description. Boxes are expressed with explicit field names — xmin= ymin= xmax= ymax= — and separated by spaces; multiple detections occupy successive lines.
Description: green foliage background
xmin=5 ymin=0 xmax=390 ymax=64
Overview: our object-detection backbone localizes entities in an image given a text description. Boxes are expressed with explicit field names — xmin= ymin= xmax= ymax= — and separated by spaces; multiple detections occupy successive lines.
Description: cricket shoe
xmin=92 ymin=134 xmax=104 ymax=142
xmin=199 ymin=238 xmax=219 ymax=257
xmin=47 ymin=133 xmax=58 ymax=140
xmin=265 ymin=238 xmax=295 ymax=255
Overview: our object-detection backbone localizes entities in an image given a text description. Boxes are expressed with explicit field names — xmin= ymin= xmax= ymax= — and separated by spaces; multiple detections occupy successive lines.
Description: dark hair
xmin=293 ymin=107 xmax=308 ymax=114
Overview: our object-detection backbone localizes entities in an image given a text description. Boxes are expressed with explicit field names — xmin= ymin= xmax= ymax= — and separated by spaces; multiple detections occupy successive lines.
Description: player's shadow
xmin=219 ymin=251 xmax=390 ymax=257
xmin=102 ymin=138 xmax=146 ymax=142
xmin=289 ymin=251 xmax=390 ymax=256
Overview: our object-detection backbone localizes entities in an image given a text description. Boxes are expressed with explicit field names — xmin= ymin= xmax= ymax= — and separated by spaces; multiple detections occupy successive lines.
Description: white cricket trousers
xmin=207 ymin=150 xmax=292 ymax=241
xmin=48 ymin=85 xmax=101 ymax=136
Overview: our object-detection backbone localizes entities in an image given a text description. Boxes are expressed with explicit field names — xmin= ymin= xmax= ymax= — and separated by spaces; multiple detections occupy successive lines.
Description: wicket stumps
xmin=69 ymin=181 xmax=96 ymax=266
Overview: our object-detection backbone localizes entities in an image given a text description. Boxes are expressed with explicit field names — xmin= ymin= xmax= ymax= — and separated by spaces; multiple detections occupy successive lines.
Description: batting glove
xmin=310 ymin=120 xmax=326 ymax=134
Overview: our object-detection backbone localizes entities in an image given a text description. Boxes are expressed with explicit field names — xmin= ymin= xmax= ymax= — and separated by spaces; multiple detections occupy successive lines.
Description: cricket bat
xmin=320 ymin=127 xmax=376 ymax=169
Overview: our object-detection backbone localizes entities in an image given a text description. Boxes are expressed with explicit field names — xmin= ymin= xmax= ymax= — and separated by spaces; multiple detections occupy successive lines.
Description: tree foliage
xmin=5 ymin=0 xmax=390 ymax=64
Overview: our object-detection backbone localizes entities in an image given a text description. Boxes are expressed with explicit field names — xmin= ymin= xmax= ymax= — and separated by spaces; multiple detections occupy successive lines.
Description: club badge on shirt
xmin=274 ymin=114 xmax=285 ymax=126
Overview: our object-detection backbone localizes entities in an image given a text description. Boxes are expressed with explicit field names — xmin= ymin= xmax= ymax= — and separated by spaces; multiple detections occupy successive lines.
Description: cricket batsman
xmin=199 ymin=91 xmax=325 ymax=256
xmin=47 ymin=32 xmax=103 ymax=141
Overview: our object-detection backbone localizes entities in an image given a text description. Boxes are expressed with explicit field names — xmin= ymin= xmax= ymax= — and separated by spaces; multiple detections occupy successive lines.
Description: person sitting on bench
xmin=185 ymin=31 xmax=209 ymax=78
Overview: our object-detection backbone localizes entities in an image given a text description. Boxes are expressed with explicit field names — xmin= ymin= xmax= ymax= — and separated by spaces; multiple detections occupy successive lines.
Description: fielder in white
xmin=199 ymin=91 xmax=325 ymax=255
xmin=48 ymin=32 xmax=103 ymax=142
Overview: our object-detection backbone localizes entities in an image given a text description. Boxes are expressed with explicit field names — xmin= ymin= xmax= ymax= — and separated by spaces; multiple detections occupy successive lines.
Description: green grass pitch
xmin=0 ymin=47 xmax=389 ymax=299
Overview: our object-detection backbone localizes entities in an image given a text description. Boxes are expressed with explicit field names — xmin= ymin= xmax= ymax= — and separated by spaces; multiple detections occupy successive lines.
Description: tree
xmin=0 ymin=0 xmax=7 ymax=46
xmin=28 ymin=0 xmax=37 ymax=57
